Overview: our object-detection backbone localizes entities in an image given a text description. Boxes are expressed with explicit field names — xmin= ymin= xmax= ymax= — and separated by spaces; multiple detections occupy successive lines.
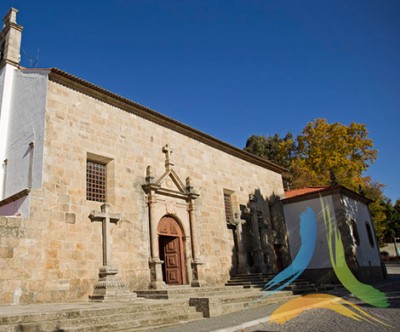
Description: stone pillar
xmin=89 ymin=204 xmax=137 ymax=302
xmin=249 ymin=197 xmax=267 ymax=273
xmin=232 ymin=217 xmax=248 ymax=274
xmin=187 ymin=177 xmax=206 ymax=287
xmin=183 ymin=235 xmax=193 ymax=285
xmin=0 ymin=8 xmax=23 ymax=67
xmin=147 ymin=190 xmax=166 ymax=289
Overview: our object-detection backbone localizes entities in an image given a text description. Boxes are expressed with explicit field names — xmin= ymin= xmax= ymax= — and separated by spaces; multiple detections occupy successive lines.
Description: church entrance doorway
xmin=158 ymin=216 xmax=186 ymax=285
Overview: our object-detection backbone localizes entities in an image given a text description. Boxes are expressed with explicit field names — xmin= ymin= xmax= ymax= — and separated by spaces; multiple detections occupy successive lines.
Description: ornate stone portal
xmin=142 ymin=145 xmax=206 ymax=289
xmin=89 ymin=203 xmax=137 ymax=301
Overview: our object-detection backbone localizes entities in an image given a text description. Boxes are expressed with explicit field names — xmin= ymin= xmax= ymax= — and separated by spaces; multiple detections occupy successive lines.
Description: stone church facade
xmin=0 ymin=9 xmax=290 ymax=305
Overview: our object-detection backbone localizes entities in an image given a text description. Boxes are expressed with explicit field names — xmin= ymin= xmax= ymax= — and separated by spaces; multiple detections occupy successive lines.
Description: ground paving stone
xmin=236 ymin=262 xmax=400 ymax=332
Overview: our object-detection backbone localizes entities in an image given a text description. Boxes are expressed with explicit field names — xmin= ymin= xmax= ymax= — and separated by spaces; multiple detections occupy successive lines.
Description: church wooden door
xmin=160 ymin=236 xmax=182 ymax=284
xmin=158 ymin=216 xmax=186 ymax=285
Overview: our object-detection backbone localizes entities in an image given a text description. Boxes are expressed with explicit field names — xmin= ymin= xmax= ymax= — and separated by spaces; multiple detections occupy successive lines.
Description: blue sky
xmin=2 ymin=1 xmax=399 ymax=201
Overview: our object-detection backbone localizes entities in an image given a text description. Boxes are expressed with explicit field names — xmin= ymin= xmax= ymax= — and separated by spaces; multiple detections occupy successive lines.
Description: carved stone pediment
xmin=142 ymin=145 xmax=205 ymax=288
xmin=142 ymin=145 xmax=199 ymax=200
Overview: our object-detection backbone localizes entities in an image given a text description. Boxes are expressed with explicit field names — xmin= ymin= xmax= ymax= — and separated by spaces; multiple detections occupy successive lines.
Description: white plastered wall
xmin=283 ymin=196 xmax=335 ymax=269
xmin=0 ymin=68 xmax=48 ymax=216
xmin=0 ymin=64 xmax=15 ymax=199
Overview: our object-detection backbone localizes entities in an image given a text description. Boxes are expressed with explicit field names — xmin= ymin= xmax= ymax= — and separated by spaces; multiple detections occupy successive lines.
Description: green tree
xmin=393 ymin=200 xmax=400 ymax=237
xmin=244 ymin=118 xmax=390 ymax=241
xmin=291 ymin=119 xmax=377 ymax=190
xmin=384 ymin=199 xmax=400 ymax=242
xmin=244 ymin=133 xmax=295 ymax=169
xmin=361 ymin=179 xmax=388 ymax=247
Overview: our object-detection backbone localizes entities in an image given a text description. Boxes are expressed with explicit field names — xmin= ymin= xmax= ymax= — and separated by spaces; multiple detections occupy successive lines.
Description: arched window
xmin=365 ymin=222 xmax=375 ymax=247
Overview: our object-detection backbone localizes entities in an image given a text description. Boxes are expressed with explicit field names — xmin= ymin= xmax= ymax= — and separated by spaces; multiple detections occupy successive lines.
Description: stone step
xmin=189 ymin=290 xmax=295 ymax=317
xmin=227 ymin=276 xmax=311 ymax=283
xmin=226 ymin=280 xmax=266 ymax=285
xmin=229 ymin=274 xmax=309 ymax=280
xmin=56 ymin=307 xmax=201 ymax=330
xmin=227 ymin=277 xmax=272 ymax=282
xmin=218 ymin=290 xmax=292 ymax=305
xmin=0 ymin=286 xmax=299 ymax=331
xmin=65 ymin=312 xmax=204 ymax=332
xmin=225 ymin=274 xmax=318 ymax=295
xmin=136 ymin=286 xmax=251 ymax=299
xmin=317 ymin=284 xmax=343 ymax=292
xmin=115 ymin=318 xmax=202 ymax=332
xmin=0 ymin=300 xmax=193 ymax=325
xmin=0 ymin=299 xmax=202 ymax=331
xmin=227 ymin=280 xmax=316 ymax=287
xmin=231 ymin=273 xmax=276 ymax=278
xmin=2 ymin=311 xmax=204 ymax=332
xmin=214 ymin=298 xmax=285 ymax=316
xmin=0 ymin=300 xmax=204 ymax=332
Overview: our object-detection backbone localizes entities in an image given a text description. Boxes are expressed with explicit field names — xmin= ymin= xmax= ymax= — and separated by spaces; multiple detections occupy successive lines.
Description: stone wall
xmin=0 ymin=76 xmax=286 ymax=304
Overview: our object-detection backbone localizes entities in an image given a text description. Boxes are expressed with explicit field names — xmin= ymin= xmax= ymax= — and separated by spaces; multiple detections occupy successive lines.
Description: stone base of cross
xmin=88 ymin=204 xmax=138 ymax=302
xmin=89 ymin=266 xmax=138 ymax=302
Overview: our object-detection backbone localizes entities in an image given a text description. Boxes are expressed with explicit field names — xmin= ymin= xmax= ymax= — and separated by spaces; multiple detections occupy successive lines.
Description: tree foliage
xmin=244 ymin=118 xmax=399 ymax=246
xmin=383 ymin=199 xmax=400 ymax=241
xmin=244 ymin=118 xmax=378 ymax=190
xmin=291 ymin=118 xmax=377 ymax=190
xmin=244 ymin=133 xmax=295 ymax=169
xmin=362 ymin=179 xmax=389 ymax=246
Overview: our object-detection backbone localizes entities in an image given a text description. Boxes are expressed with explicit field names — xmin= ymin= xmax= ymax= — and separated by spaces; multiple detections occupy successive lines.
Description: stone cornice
xmin=48 ymin=68 xmax=287 ymax=175
xmin=0 ymin=188 xmax=30 ymax=207
xmin=0 ymin=22 xmax=23 ymax=35
xmin=0 ymin=59 xmax=20 ymax=68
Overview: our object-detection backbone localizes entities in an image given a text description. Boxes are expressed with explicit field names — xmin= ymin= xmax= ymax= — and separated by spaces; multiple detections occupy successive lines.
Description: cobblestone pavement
xmin=239 ymin=263 xmax=400 ymax=332
xmin=242 ymin=304 xmax=400 ymax=332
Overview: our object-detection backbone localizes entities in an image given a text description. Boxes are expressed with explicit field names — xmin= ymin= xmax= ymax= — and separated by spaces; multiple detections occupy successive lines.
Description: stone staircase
xmin=136 ymin=285 xmax=295 ymax=318
xmin=0 ymin=286 xmax=296 ymax=331
xmin=0 ymin=299 xmax=203 ymax=332
xmin=225 ymin=273 xmax=319 ymax=294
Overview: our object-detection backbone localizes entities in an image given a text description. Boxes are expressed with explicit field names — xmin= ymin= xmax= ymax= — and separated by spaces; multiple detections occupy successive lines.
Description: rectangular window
xmin=86 ymin=160 xmax=107 ymax=202
xmin=224 ymin=193 xmax=233 ymax=224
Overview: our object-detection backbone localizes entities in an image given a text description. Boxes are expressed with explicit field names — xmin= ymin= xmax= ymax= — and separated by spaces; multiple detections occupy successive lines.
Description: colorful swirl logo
xmin=258 ymin=197 xmax=391 ymax=327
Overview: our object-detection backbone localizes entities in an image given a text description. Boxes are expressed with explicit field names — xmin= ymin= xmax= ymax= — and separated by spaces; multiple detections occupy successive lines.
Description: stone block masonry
xmin=0 ymin=67 xmax=288 ymax=304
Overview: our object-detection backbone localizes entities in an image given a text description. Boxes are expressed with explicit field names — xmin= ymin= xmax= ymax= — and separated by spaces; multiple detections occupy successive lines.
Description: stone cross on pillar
xmin=232 ymin=216 xmax=249 ymax=274
xmin=89 ymin=203 xmax=137 ymax=302
xmin=249 ymin=197 xmax=267 ymax=273
xmin=90 ymin=203 xmax=119 ymax=267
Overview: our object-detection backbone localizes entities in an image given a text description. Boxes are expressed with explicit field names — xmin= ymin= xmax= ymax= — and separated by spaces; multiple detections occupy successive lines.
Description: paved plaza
xmin=156 ymin=262 xmax=400 ymax=332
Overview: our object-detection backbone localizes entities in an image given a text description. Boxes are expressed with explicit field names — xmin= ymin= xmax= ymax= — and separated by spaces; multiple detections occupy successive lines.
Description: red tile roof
xmin=284 ymin=186 xmax=330 ymax=199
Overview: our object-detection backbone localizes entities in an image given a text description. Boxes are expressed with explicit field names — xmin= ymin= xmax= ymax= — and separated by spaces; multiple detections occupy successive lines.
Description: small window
xmin=350 ymin=219 xmax=360 ymax=246
xmin=86 ymin=160 xmax=107 ymax=202
xmin=224 ymin=193 xmax=233 ymax=224
xmin=365 ymin=222 xmax=375 ymax=247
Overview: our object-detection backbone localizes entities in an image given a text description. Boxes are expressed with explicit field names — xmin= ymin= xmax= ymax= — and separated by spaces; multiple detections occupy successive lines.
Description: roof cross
xmin=162 ymin=144 xmax=174 ymax=170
